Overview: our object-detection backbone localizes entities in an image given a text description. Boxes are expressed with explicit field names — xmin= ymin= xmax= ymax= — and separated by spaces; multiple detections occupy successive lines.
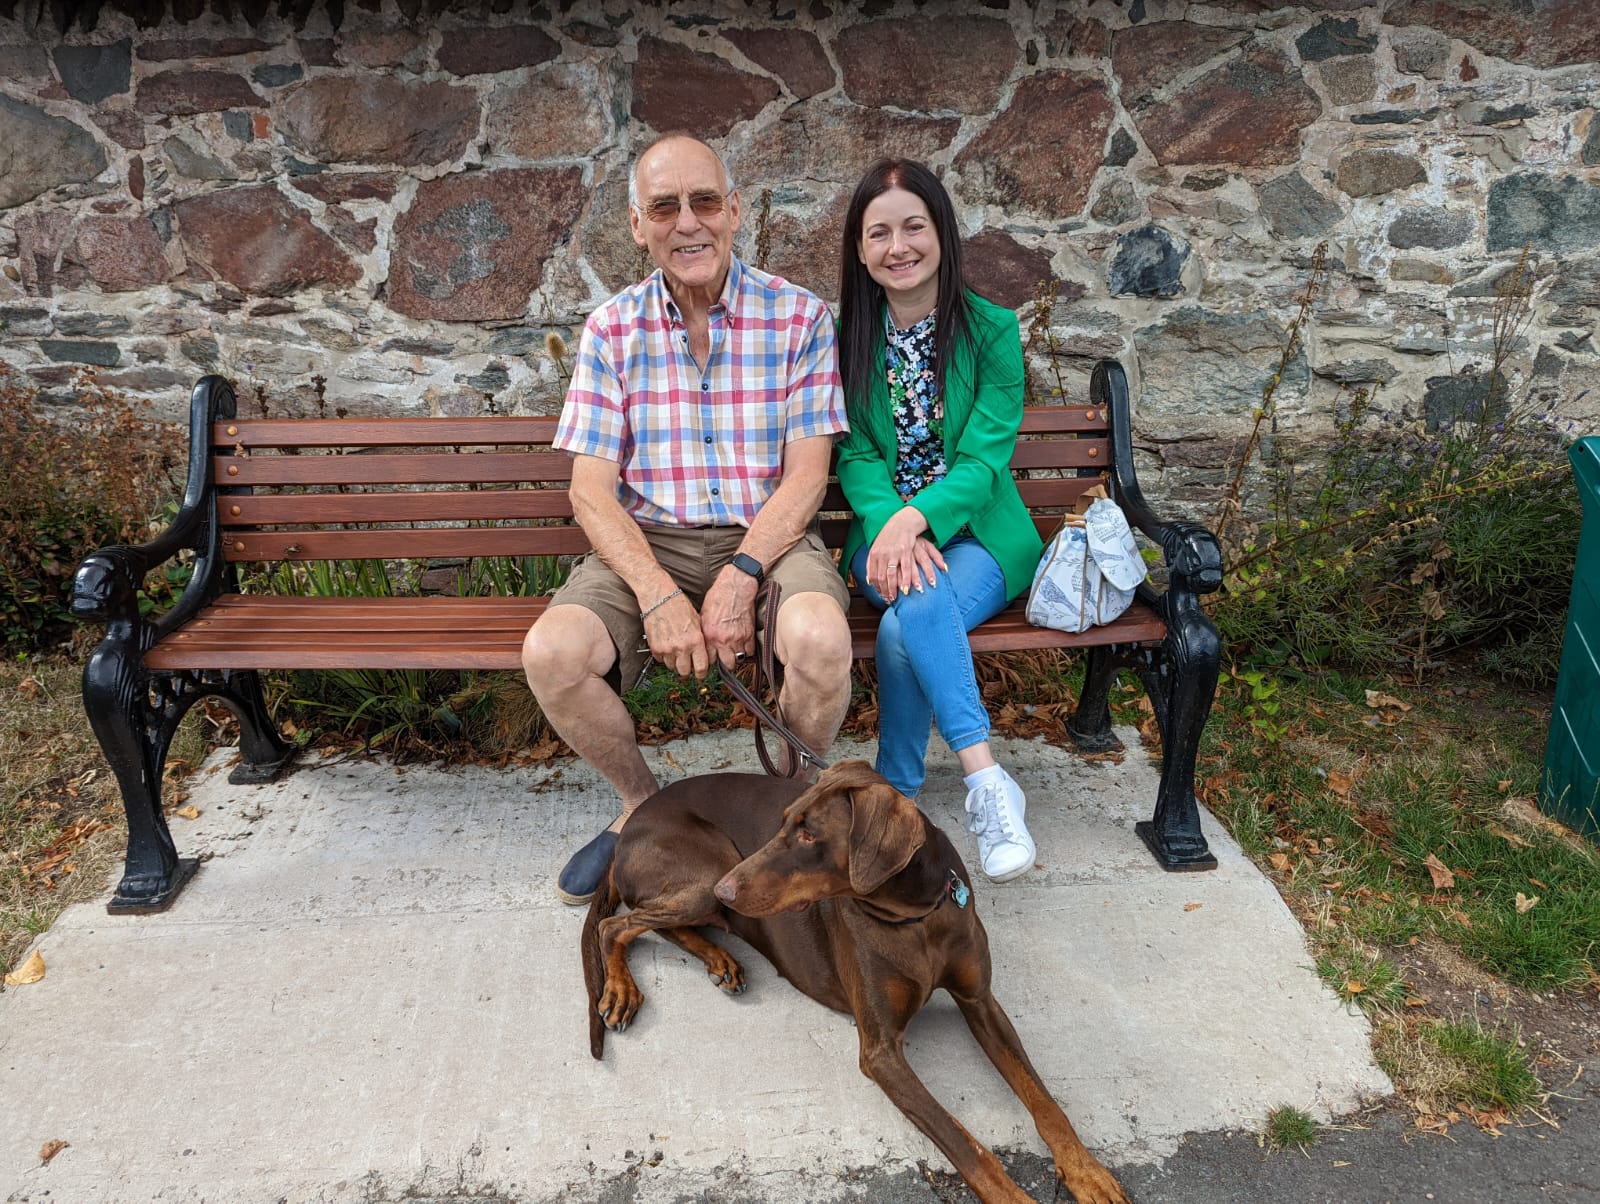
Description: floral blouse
xmin=884 ymin=310 xmax=946 ymax=499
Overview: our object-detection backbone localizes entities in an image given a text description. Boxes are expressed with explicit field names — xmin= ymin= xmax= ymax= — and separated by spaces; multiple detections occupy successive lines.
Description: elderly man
xmin=522 ymin=135 xmax=854 ymax=905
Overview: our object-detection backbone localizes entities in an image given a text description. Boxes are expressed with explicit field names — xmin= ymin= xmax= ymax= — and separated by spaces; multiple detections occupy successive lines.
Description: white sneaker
xmin=964 ymin=775 xmax=1036 ymax=882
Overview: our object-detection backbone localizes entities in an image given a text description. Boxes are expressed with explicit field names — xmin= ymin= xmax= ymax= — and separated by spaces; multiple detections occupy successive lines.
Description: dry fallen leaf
xmin=1183 ymin=902 xmax=1202 ymax=912
xmin=1515 ymin=892 xmax=1540 ymax=914
xmin=17 ymin=675 xmax=41 ymax=701
xmin=1327 ymin=770 xmax=1354 ymax=797
xmin=1424 ymin=853 xmax=1456 ymax=890
xmin=5 ymin=950 xmax=46 ymax=986
xmin=1404 ymin=996 xmax=1428 ymax=1007
xmin=174 ymin=805 xmax=200 ymax=821
xmin=39 ymin=1140 xmax=68 ymax=1164
xmin=1488 ymin=823 xmax=1532 ymax=849
xmin=1497 ymin=779 xmax=1513 ymax=793
xmin=1365 ymin=689 xmax=1413 ymax=712
xmin=1345 ymin=979 xmax=1367 ymax=994
xmin=1268 ymin=852 xmax=1292 ymax=873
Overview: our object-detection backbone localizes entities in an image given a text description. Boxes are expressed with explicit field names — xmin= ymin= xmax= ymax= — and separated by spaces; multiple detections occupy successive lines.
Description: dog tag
xmin=948 ymin=870 xmax=970 ymax=908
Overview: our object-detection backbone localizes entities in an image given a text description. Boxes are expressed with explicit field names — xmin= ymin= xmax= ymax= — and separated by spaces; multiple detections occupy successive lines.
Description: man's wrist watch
xmin=730 ymin=552 xmax=765 ymax=585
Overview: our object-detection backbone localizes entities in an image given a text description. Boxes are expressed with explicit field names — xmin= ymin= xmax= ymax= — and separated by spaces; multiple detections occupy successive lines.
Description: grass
xmin=0 ymin=651 xmax=212 ymax=973
xmin=1262 ymin=1105 xmax=1318 ymax=1151
xmin=1375 ymin=1016 xmax=1544 ymax=1115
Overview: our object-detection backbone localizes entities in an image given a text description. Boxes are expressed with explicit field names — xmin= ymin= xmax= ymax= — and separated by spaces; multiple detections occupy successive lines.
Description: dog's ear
xmin=847 ymin=781 xmax=926 ymax=894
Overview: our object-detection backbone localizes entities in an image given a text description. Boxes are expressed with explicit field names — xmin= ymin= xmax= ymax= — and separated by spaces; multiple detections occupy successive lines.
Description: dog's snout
xmin=713 ymin=875 xmax=738 ymax=905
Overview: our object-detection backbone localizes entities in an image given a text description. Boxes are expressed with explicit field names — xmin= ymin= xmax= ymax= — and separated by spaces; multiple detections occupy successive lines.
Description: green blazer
xmin=835 ymin=292 xmax=1045 ymax=601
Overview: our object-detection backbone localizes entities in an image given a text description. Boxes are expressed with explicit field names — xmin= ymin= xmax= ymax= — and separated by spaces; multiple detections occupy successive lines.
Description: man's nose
xmin=675 ymin=200 xmax=701 ymax=232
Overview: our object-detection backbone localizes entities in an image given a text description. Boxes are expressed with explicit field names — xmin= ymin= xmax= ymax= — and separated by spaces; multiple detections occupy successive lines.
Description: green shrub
xmin=1212 ymin=251 xmax=1580 ymax=682
xmin=0 ymin=367 xmax=184 ymax=651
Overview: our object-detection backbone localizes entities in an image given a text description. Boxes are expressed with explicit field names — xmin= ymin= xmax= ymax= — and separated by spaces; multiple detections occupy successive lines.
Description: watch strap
xmin=730 ymin=552 xmax=765 ymax=584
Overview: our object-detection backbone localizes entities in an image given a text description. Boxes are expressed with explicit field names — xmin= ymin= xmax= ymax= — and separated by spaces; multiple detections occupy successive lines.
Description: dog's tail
xmin=582 ymin=863 xmax=619 ymax=1061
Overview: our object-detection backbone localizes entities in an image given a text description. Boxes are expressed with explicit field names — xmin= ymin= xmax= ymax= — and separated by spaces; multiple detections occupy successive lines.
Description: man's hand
xmin=643 ymin=591 xmax=710 ymax=679
xmin=701 ymin=564 xmax=758 ymax=670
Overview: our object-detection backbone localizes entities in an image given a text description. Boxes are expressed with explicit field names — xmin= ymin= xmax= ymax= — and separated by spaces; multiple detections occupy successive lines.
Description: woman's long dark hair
xmin=837 ymin=157 xmax=977 ymax=410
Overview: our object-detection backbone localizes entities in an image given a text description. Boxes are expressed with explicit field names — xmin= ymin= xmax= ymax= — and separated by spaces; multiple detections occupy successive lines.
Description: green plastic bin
xmin=1542 ymin=436 xmax=1600 ymax=841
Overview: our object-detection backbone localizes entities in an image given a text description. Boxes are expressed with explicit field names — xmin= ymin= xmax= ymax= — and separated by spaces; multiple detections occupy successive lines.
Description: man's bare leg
xmin=522 ymin=604 xmax=660 ymax=830
xmin=773 ymin=592 xmax=853 ymax=776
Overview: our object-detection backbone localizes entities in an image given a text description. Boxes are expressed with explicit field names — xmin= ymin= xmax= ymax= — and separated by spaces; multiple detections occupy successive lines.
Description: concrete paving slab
xmin=0 ymin=730 xmax=1390 ymax=1202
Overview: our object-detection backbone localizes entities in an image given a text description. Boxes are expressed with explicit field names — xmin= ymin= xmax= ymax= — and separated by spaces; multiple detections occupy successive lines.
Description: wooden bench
xmin=71 ymin=361 xmax=1224 ymax=914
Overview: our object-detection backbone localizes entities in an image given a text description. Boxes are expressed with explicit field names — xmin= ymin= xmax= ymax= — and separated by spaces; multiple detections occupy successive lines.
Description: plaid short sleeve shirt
xmin=553 ymin=257 xmax=847 ymax=528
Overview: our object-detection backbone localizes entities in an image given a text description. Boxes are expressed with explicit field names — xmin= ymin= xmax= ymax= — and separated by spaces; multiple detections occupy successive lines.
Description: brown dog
xmin=581 ymin=760 xmax=1128 ymax=1204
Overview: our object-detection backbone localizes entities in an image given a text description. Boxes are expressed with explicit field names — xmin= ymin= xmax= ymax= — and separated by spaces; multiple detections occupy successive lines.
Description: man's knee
xmin=775 ymin=592 xmax=852 ymax=681
xmin=523 ymin=605 xmax=614 ymax=695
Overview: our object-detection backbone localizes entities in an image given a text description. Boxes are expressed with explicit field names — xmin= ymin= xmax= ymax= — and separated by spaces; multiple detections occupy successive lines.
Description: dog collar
xmin=874 ymin=869 xmax=970 ymax=926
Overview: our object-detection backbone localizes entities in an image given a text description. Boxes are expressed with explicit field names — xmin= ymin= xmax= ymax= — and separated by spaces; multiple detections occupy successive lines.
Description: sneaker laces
xmin=966 ymin=780 xmax=1016 ymax=848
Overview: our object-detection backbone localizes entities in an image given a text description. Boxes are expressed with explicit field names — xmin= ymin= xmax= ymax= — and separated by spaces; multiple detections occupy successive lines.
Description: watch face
xmin=733 ymin=553 xmax=763 ymax=580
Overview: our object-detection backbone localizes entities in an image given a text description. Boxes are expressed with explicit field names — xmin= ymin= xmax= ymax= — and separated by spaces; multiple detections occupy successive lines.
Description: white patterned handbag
xmin=1025 ymin=496 xmax=1148 ymax=633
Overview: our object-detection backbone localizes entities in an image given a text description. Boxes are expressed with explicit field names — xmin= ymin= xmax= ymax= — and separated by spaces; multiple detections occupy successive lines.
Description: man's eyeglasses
xmin=639 ymin=191 xmax=729 ymax=224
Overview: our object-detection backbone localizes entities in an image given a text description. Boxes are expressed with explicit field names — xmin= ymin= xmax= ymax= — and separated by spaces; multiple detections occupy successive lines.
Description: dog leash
xmin=715 ymin=579 xmax=830 ymax=779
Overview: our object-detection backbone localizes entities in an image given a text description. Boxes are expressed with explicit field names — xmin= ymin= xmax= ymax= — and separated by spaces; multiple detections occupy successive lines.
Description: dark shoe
xmin=556 ymin=829 xmax=618 ymax=906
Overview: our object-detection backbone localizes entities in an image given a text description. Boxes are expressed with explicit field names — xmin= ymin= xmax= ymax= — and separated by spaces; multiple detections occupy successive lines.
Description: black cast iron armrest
xmin=70 ymin=375 xmax=237 ymax=637
xmin=1091 ymin=359 xmax=1224 ymax=599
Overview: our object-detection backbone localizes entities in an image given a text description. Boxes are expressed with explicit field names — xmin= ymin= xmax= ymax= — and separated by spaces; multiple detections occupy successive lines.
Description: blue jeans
xmin=851 ymin=537 xmax=1010 ymax=798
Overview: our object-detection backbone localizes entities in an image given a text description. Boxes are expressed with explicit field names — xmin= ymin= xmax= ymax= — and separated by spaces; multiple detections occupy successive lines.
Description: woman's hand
xmin=867 ymin=507 xmax=943 ymax=597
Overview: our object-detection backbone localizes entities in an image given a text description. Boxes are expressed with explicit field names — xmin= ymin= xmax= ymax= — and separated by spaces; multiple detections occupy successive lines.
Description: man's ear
xmin=847 ymin=782 xmax=925 ymax=894
xmin=727 ymin=188 xmax=742 ymax=234
xmin=629 ymin=206 xmax=646 ymax=249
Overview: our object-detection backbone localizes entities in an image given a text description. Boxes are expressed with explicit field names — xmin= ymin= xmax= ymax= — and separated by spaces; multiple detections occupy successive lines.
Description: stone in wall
xmin=1295 ymin=17 xmax=1378 ymax=62
xmin=954 ymin=71 xmax=1114 ymax=217
xmin=1390 ymin=27 xmax=1453 ymax=79
xmin=174 ymin=186 xmax=359 ymax=295
xmin=1336 ymin=149 xmax=1427 ymax=198
xmin=135 ymin=69 xmax=262 ymax=116
xmin=486 ymin=62 xmax=611 ymax=161
xmin=51 ymin=39 xmax=131 ymax=104
xmin=1257 ymin=172 xmax=1343 ymax=240
xmin=1135 ymin=46 xmax=1322 ymax=166
xmin=1134 ymin=306 xmax=1306 ymax=441
xmin=1386 ymin=0 xmax=1600 ymax=70
xmin=73 ymin=214 xmax=174 ymax=291
xmin=15 ymin=210 xmax=86 ymax=293
xmin=388 ymin=167 xmax=585 ymax=322
xmin=579 ymin=167 xmax=649 ymax=297
xmin=835 ymin=16 xmax=1016 ymax=114
xmin=963 ymin=231 xmax=1055 ymax=311
xmin=729 ymin=98 xmax=960 ymax=188
xmin=1112 ymin=22 xmax=1251 ymax=110
xmin=723 ymin=27 xmax=834 ymax=99
xmin=1488 ymin=173 xmax=1600 ymax=253
xmin=631 ymin=37 xmax=780 ymax=139
xmin=1319 ymin=57 xmax=1376 ymax=106
xmin=0 ymin=96 xmax=107 ymax=209
xmin=725 ymin=100 xmax=960 ymax=187
xmin=435 ymin=24 xmax=560 ymax=76
xmin=278 ymin=77 xmax=478 ymax=166
xmin=288 ymin=173 xmax=400 ymax=205
xmin=1387 ymin=206 xmax=1474 ymax=250
xmin=1091 ymin=178 xmax=1143 ymax=227
xmin=759 ymin=193 xmax=847 ymax=303
xmin=1108 ymin=225 xmax=1188 ymax=298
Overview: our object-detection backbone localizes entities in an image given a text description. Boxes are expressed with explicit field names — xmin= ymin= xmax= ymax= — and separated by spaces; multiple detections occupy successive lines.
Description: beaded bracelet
xmin=640 ymin=587 xmax=683 ymax=620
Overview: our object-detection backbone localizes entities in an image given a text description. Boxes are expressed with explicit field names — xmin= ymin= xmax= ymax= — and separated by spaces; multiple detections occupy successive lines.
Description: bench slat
xmin=215 ymin=417 xmax=562 ymax=448
xmin=220 ymin=490 xmax=577 ymax=525
xmin=221 ymin=527 xmax=593 ymax=561
xmin=145 ymin=595 xmax=1165 ymax=669
xmin=213 ymin=451 xmax=576 ymax=486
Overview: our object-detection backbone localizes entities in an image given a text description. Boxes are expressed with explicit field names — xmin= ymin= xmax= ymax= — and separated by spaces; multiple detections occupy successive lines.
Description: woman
xmin=834 ymin=158 xmax=1045 ymax=883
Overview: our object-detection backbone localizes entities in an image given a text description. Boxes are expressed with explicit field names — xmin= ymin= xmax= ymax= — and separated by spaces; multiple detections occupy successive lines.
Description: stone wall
xmin=3 ymin=0 xmax=1599 ymax=514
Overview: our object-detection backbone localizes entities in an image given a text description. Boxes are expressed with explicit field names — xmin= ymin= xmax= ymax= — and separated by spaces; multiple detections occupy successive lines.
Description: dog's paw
xmin=597 ymin=984 xmax=644 ymax=1032
xmin=701 ymin=949 xmax=746 ymax=994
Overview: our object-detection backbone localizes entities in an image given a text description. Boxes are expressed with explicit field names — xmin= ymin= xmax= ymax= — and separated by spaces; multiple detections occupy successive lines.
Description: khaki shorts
xmin=549 ymin=523 xmax=849 ymax=691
